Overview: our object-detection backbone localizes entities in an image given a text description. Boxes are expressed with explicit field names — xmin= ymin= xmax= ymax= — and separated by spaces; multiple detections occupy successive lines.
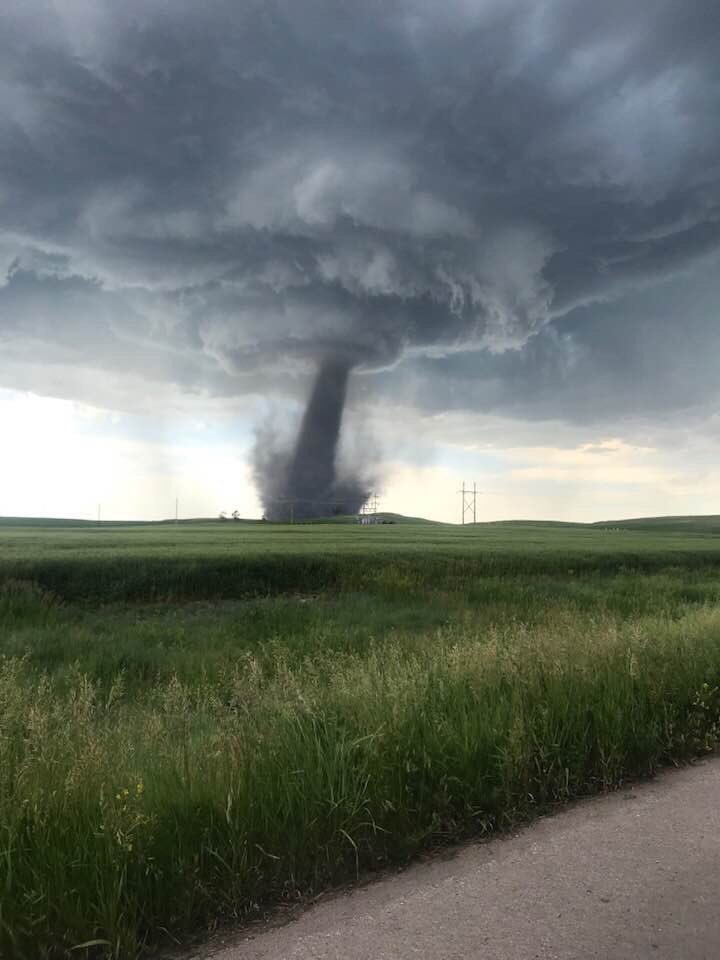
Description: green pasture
xmin=3 ymin=518 xmax=720 ymax=604
xmin=1 ymin=516 xmax=720 ymax=958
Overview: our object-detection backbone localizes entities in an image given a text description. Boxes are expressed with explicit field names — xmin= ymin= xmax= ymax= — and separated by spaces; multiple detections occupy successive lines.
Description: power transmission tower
xmin=359 ymin=491 xmax=380 ymax=521
xmin=458 ymin=482 xmax=477 ymax=524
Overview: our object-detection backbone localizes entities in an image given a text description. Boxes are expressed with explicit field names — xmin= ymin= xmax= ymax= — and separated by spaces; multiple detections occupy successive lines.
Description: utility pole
xmin=175 ymin=497 xmax=179 ymax=524
xmin=97 ymin=502 xmax=101 ymax=526
xmin=457 ymin=482 xmax=477 ymax=525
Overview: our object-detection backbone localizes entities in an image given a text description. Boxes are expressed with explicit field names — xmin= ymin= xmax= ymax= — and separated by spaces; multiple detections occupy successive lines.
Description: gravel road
xmin=191 ymin=758 xmax=720 ymax=960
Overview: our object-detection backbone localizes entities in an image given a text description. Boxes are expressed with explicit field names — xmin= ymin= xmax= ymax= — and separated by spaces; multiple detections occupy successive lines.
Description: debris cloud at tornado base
xmin=253 ymin=356 xmax=372 ymax=521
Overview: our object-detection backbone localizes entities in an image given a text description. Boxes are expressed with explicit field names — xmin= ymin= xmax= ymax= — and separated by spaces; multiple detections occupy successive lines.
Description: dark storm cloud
xmin=390 ymin=253 xmax=720 ymax=427
xmin=1 ymin=0 xmax=719 ymax=408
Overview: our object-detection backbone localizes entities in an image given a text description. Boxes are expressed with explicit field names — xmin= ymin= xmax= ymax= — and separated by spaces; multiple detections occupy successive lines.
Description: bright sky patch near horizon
xmin=1 ymin=0 xmax=719 ymax=523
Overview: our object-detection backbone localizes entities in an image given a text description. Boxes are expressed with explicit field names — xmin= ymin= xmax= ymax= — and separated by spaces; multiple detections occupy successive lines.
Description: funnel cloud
xmin=255 ymin=356 xmax=370 ymax=520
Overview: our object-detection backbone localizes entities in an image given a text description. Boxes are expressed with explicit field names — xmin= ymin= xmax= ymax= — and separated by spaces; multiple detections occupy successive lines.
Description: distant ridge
xmin=0 ymin=516 xmax=260 ymax=527
xmin=1 ymin=513 xmax=718 ymax=533
xmin=592 ymin=515 xmax=720 ymax=534
xmin=476 ymin=519 xmax=587 ymax=528
xmin=0 ymin=516 xmax=99 ymax=527
xmin=320 ymin=512 xmax=440 ymax=525
xmin=468 ymin=517 xmax=720 ymax=534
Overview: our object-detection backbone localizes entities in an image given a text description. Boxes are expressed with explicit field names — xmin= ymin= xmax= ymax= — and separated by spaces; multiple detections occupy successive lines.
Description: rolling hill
xmin=1 ymin=513 xmax=718 ymax=533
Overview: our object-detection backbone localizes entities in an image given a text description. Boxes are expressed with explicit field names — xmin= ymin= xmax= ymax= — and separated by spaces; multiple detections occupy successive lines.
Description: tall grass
xmin=2 ymin=603 xmax=720 ymax=958
xmin=2 ymin=524 xmax=720 ymax=957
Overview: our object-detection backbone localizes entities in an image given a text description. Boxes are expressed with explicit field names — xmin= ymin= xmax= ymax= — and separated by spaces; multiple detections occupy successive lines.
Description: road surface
xmin=194 ymin=759 xmax=720 ymax=960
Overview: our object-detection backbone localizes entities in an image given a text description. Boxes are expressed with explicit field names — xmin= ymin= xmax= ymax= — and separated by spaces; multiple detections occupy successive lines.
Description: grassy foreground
xmin=1 ymin=520 xmax=720 ymax=958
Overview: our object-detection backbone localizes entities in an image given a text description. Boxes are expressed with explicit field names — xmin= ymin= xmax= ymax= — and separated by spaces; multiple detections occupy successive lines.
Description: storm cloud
xmin=1 ymin=0 xmax=719 ymax=425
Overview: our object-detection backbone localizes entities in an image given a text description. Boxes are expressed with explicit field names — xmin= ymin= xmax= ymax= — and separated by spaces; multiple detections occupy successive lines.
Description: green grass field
xmin=2 ymin=517 xmax=720 ymax=958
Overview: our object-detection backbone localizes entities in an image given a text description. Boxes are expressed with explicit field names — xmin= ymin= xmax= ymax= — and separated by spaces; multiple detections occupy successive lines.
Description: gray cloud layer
xmin=1 ymin=0 xmax=719 ymax=420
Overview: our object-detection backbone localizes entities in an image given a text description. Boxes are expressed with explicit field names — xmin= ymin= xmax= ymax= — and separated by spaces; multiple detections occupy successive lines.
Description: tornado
xmin=255 ymin=355 xmax=371 ymax=521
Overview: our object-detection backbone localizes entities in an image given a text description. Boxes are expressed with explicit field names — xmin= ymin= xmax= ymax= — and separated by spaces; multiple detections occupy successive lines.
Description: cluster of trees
xmin=218 ymin=510 xmax=243 ymax=521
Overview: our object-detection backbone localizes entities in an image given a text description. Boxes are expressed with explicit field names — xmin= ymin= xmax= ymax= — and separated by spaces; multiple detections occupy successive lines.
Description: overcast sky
xmin=1 ymin=0 xmax=719 ymax=522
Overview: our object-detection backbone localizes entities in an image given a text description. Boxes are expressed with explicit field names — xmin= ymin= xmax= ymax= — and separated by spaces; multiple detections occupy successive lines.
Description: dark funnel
xmin=284 ymin=355 xmax=351 ymax=512
xmin=256 ymin=355 xmax=370 ymax=521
